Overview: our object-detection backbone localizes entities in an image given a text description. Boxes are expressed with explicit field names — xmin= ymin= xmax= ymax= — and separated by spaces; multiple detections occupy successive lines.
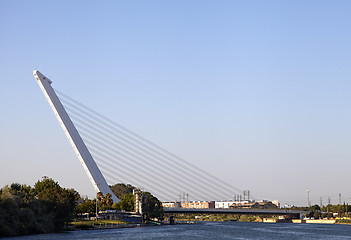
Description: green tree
xmin=95 ymin=192 xmax=114 ymax=210
xmin=110 ymin=183 xmax=134 ymax=199
xmin=116 ymin=193 xmax=134 ymax=211
xmin=0 ymin=177 xmax=79 ymax=237
xmin=313 ymin=211 xmax=321 ymax=219
xmin=105 ymin=193 xmax=113 ymax=208
xmin=33 ymin=177 xmax=80 ymax=230
xmin=75 ymin=199 xmax=96 ymax=214
xmin=309 ymin=204 xmax=320 ymax=212
xmin=142 ymin=192 xmax=163 ymax=219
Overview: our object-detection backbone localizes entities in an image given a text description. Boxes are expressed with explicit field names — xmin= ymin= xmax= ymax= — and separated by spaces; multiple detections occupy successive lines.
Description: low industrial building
xmin=215 ymin=200 xmax=250 ymax=209
xmin=162 ymin=201 xmax=182 ymax=208
xmin=181 ymin=201 xmax=215 ymax=209
xmin=230 ymin=201 xmax=278 ymax=209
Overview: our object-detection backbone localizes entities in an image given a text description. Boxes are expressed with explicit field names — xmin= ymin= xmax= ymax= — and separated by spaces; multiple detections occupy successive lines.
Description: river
xmin=3 ymin=222 xmax=351 ymax=239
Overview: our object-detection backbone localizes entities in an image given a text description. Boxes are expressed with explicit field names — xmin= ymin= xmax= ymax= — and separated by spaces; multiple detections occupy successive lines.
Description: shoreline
xmin=68 ymin=219 xmax=350 ymax=232
xmin=6 ymin=220 xmax=349 ymax=238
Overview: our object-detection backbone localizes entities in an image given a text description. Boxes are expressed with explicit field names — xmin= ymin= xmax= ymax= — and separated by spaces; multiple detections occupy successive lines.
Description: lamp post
xmin=96 ymin=184 xmax=100 ymax=221
xmin=96 ymin=193 xmax=98 ymax=221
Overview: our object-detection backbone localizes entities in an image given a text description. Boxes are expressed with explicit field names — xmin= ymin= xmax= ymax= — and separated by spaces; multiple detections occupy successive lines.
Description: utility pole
xmin=320 ymin=197 xmax=323 ymax=207
xmin=307 ymin=190 xmax=311 ymax=208
xmin=327 ymin=196 xmax=331 ymax=213
xmin=243 ymin=190 xmax=250 ymax=201
xmin=95 ymin=194 xmax=98 ymax=221
xmin=95 ymin=184 xmax=100 ymax=221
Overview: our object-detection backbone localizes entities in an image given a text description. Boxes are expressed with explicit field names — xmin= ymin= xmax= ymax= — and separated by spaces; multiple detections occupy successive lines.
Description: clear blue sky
xmin=1 ymin=0 xmax=351 ymax=206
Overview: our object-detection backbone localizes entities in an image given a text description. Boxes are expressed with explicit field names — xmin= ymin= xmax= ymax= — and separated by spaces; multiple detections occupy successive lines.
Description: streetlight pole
xmin=96 ymin=184 xmax=100 ymax=221
xmin=96 ymin=193 xmax=98 ymax=221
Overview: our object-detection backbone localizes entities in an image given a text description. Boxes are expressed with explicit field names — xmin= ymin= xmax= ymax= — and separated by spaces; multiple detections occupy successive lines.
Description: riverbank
xmin=263 ymin=218 xmax=336 ymax=224
xmin=4 ymin=220 xmax=351 ymax=240
xmin=68 ymin=220 xmax=146 ymax=230
xmin=67 ymin=218 xmax=179 ymax=231
xmin=164 ymin=213 xmax=351 ymax=225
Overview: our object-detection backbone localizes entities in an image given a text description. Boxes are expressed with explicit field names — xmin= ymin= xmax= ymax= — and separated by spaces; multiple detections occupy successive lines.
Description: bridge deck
xmin=164 ymin=208 xmax=308 ymax=218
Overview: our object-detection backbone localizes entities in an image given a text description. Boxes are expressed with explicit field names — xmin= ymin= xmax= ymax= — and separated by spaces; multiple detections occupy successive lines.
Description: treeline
xmin=76 ymin=183 xmax=163 ymax=219
xmin=0 ymin=177 xmax=79 ymax=237
xmin=290 ymin=204 xmax=351 ymax=219
xmin=0 ymin=179 xmax=163 ymax=237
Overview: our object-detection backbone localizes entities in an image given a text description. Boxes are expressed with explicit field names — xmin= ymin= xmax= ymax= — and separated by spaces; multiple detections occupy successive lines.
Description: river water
xmin=4 ymin=222 xmax=351 ymax=239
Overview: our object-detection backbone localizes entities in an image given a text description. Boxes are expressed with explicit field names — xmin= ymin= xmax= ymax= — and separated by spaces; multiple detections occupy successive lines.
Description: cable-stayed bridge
xmin=34 ymin=70 xmax=249 ymax=203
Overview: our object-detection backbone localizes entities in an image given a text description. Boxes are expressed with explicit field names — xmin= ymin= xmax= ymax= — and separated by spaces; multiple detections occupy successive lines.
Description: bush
xmin=336 ymin=219 xmax=351 ymax=224
xmin=238 ymin=215 xmax=256 ymax=222
xmin=0 ymin=177 xmax=79 ymax=237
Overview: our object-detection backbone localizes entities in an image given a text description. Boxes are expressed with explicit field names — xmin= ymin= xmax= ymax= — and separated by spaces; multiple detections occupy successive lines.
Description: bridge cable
xmin=55 ymin=89 xmax=255 ymax=201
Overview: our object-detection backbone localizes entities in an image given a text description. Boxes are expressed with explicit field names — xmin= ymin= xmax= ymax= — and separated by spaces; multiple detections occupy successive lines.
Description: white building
xmin=215 ymin=200 xmax=251 ymax=209
xmin=162 ymin=201 xmax=181 ymax=208
xmin=272 ymin=200 xmax=280 ymax=208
